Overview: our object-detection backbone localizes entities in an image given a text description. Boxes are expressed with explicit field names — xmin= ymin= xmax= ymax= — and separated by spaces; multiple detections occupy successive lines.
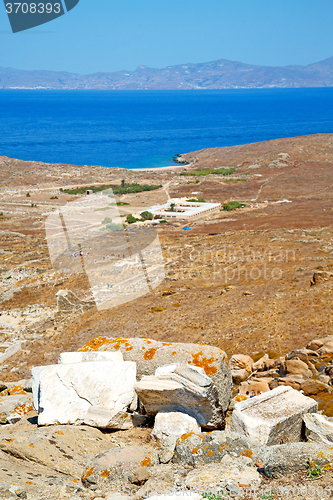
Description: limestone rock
xmin=253 ymin=354 xmax=269 ymax=371
xmin=32 ymin=360 xmax=136 ymax=427
xmin=303 ymin=413 xmax=333 ymax=444
xmin=151 ymin=410 xmax=200 ymax=444
xmin=231 ymin=369 xmax=249 ymax=384
xmin=185 ymin=454 xmax=262 ymax=491
xmin=173 ymin=430 xmax=253 ymax=466
xmin=307 ymin=335 xmax=333 ymax=351
xmin=151 ymin=411 xmax=201 ymax=463
xmin=230 ymin=355 xmax=253 ymax=382
xmin=317 ymin=346 xmax=333 ymax=358
xmin=81 ymin=446 xmax=158 ymax=489
xmin=0 ymin=395 xmax=33 ymax=425
xmin=262 ymin=442 xmax=333 ymax=478
xmin=58 ymin=351 xmax=123 ymax=364
xmin=300 ymin=379 xmax=333 ymax=396
xmin=279 ymin=359 xmax=312 ymax=379
xmin=238 ymin=379 xmax=270 ymax=397
xmin=78 ymin=337 xmax=232 ymax=412
xmin=135 ymin=364 xmax=224 ymax=429
xmin=310 ymin=270 xmax=333 ymax=286
xmin=0 ymin=424 xmax=112 ymax=477
xmin=230 ymin=385 xmax=318 ymax=445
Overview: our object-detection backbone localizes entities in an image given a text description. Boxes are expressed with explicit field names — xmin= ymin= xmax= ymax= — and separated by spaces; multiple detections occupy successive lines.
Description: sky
xmin=0 ymin=0 xmax=333 ymax=74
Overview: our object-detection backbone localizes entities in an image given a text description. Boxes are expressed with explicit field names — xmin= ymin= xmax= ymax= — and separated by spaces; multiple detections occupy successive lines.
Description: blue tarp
xmin=182 ymin=226 xmax=191 ymax=230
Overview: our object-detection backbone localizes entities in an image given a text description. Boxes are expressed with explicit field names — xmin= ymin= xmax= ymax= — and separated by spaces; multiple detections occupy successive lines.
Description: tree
xmin=126 ymin=214 xmax=138 ymax=224
xmin=170 ymin=202 xmax=175 ymax=212
xmin=121 ymin=179 xmax=125 ymax=188
xmin=140 ymin=211 xmax=154 ymax=221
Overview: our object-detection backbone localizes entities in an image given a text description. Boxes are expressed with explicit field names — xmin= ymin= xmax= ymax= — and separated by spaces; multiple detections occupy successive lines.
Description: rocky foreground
xmin=1 ymin=334 xmax=333 ymax=499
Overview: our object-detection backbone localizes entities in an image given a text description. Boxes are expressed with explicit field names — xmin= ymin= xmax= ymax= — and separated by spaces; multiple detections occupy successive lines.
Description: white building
xmin=148 ymin=199 xmax=221 ymax=221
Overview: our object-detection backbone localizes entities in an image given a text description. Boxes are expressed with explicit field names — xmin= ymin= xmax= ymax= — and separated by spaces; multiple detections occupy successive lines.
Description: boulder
xmin=78 ymin=337 xmax=232 ymax=412
xmin=230 ymin=386 xmax=318 ymax=445
xmin=231 ymin=369 xmax=249 ymax=384
xmin=135 ymin=364 xmax=224 ymax=429
xmin=230 ymin=355 xmax=253 ymax=383
xmin=151 ymin=410 xmax=200 ymax=444
xmin=173 ymin=430 xmax=254 ymax=466
xmin=58 ymin=351 xmax=123 ymax=364
xmin=279 ymin=359 xmax=312 ymax=379
xmin=151 ymin=411 xmax=201 ymax=463
xmin=253 ymin=354 xmax=269 ymax=371
xmin=307 ymin=335 xmax=333 ymax=351
xmin=303 ymin=413 xmax=333 ymax=444
xmin=310 ymin=270 xmax=333 ymax=286
xmin=0 ymin=395 xmax=33 ymax=424
xmin=317 ymin=374 xmax=331 ymax=385
xmin=0 ymin=424 xmax=112 ymax=477
xmin=32 ymin=360 xmax=136 ymax=428
xmin=238 ymin=379 xmax=270 ymax=397
xmin=230 ymin=354 xmax=254 ymax=374
xmin=185 ymin=454 xmax=262 ymax=491
xmin=262 ymin=442 xmax=333 ymax=478
xmin=81 ymin=446 xmax=158 ymax=489
xmin=317 ymin=346 xmax=333 ymax=358
xmin=300 ymin=379 xmax=333 ymax=396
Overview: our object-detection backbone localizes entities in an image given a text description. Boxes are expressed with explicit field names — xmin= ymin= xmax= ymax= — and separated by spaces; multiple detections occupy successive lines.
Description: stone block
xmin=135 ymin=364 xmax=223 ymax=429
xmin=32 ymin=360 xmax=136 ymax=427
xmin=303 ymin=413 xmax=333 ymax=444
xmin=230 ymin=385 xmax=318 ymax=445
xmin=58 ymin=351 xmax=123 ymax=364
xmin=78 ymin=337 xmax=232 ymax=412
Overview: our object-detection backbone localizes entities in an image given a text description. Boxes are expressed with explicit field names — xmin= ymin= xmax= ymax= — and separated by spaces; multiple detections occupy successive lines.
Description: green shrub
xmin=60 ymin=183 xmax=162 ymax=196
xmin=140 ymin=211 xmax=154 ymax=221
xmin=26 ymin=192 xmax=30 ymax=197
xmin=187 ymin=198 xmax=206 ymax=203
xmin=180 ymin=167 xmax=235 ymax=177
xmin=126 ymin=214 xmax=139 ymax=224
xmin=223 ymin=201 xmax=246 ymax=211
xmin=102 ymin=217 xmax=112 ymax=224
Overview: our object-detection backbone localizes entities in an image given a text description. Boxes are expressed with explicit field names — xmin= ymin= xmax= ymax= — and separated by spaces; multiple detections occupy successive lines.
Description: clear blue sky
xmin=1 ymin=0 xmax=333 ymax=74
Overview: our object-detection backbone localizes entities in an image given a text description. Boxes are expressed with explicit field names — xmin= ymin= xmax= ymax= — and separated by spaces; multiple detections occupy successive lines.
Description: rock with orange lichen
xmin=79 ymin=336 xmax=232 ymax=412
xmin=185 ymin=454 xmax=262 ymax=490
xmin=172 ymin=429 xmax=253 ymax=466
xmin=135 ymin=364 xmax=224 ymax=429
xmin=0 ymin=394 xmax=33 ymax=424
xmin=81 ymin=446 xmax=158 ymax=489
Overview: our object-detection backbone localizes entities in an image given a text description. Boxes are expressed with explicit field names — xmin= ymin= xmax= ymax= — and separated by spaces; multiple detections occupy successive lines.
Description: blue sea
xmin=0 ymin=88 xmax=333 ymax=169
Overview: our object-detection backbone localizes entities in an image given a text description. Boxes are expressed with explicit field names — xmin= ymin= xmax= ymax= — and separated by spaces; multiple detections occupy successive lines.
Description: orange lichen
xmin=180 ymin=432 xmax=194 ymax=442
xmin=28 ymin=444 xmax=34 ymax=447
xmin=79 ymin=337 xmax=132 ymax=352
xmin=162 ymin=343 xmax=172 ymax=346
xmin=126 ymin=346 xmax=133 ymax=351
xmin=101 ymin=469 xmax=110 ymax=478
xmin=56 ymin=431 xmax=64 ymax=435
xmin=324 ymin=464 xmax=333 ymax=470
xmin=14 ymin=403 xmax=33 ymax=416
xmin=81 ymin=467 xmax=95 ymax=482
xmin=234 ymin=394 xmax=247 ymax=402
xmin=143 ymin=348 xmax=157 ymax=360
xmin=192 ymin=448 xmax=199 ymax=454
xmin=172 ymin=351 xmax=176 ymax=355
xmin=8 ymin=385 xmax=27 ymax=395
xmin=207 ymin=449 xmax=214 ymax=456
xmin=241 ymin=449 xmax=253 ymax=458
xmin=25 ymin=481 xmax=33 ymax=485
xmin=141 ymin=457 xmax=151 ymax=466
xmin=190 ymin=352 xmax=217 ymax=375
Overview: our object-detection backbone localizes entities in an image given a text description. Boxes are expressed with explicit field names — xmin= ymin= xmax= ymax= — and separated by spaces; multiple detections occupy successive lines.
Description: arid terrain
xmin=0 ymin=133 xmax=333 ymax=499
xmin=0 ymin=133 xmax=332 ymax=381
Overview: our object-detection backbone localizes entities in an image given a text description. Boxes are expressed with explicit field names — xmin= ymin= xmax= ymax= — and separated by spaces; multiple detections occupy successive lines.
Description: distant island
xmin=1 ymin=56 xmax=333 ymax=90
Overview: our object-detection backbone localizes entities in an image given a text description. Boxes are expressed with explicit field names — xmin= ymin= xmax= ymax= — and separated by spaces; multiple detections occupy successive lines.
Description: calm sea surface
xmin=0 ymin=88 xmax=333 ymax=169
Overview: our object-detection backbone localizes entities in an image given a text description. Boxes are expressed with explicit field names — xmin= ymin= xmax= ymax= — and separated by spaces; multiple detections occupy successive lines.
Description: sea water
xmin=0 ymin=88 xmax=333 ymax=169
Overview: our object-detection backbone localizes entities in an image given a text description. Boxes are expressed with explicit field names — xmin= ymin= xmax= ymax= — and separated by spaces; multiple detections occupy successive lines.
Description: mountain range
xmin=1 ymin=56 xmax=333 ymax=89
